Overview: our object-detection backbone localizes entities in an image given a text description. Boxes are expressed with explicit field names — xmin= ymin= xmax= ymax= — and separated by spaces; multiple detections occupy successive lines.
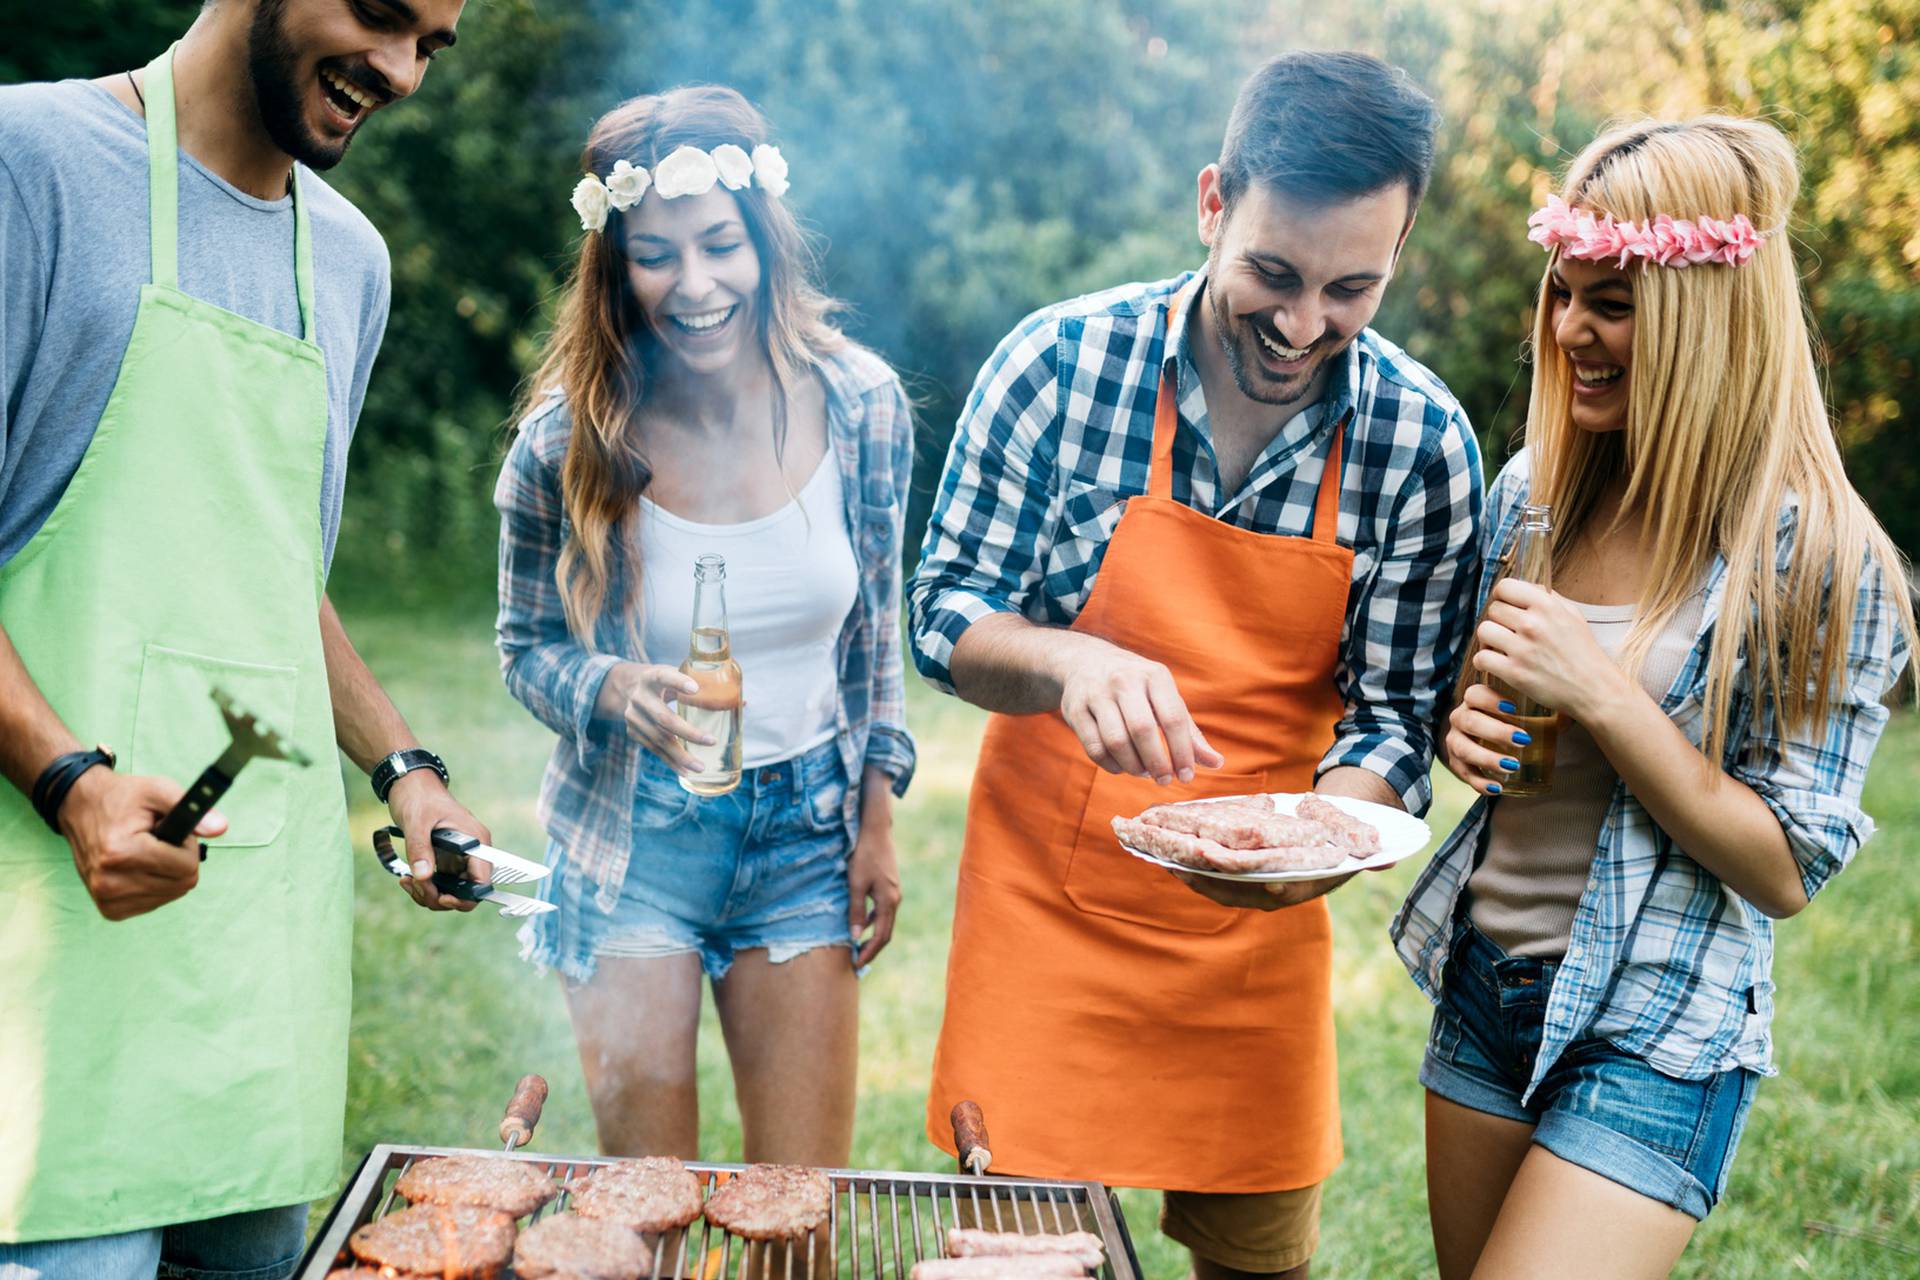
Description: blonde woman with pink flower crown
xmin=1390 ymin=117 xmax=1913 ymax=1278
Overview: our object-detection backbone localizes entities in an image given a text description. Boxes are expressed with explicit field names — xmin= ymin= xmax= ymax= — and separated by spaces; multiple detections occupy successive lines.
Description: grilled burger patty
xmin=395 ymin=1153 xmax=560 ymax=1218
xmin=702 ymin=1164 xmax=833 ymax=1240
xmin=567 ymin=1155 xmax=704 ymax=1233
xmin=347 ymin=1203 xmax=516 ymax=1278
xmin=514 ymin=1212 xmax=655 ymax=1280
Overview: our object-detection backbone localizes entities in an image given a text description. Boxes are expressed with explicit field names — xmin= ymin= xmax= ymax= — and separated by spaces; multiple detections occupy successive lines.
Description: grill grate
xmin=298 ymin=1146 xmax=1141 ymax=1280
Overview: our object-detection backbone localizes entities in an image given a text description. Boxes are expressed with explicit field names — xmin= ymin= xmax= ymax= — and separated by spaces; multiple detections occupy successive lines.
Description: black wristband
xmin=31 ymin=746 xmax=117 ymax=835
xmin=370 ymin=748 xmax=448 ymax=805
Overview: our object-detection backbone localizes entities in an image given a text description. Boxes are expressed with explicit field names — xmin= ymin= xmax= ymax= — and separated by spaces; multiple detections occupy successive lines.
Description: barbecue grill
xmin=297 ymin=1094 xmax=1142 ymax=1279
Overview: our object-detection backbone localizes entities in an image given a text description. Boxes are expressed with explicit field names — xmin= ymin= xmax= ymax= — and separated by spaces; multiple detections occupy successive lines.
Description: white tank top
xmin=639 ymin=453 xmax=858 ymax=767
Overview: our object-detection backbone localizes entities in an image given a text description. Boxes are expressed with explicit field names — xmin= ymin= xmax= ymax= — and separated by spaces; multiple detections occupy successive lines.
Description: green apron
xmin=0 ymin=46 xmax=353 ymax=1240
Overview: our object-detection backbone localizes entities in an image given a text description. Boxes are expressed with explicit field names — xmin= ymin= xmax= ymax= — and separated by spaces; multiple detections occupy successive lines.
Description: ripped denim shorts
xmin=520 ymin=738 xmax=855 ymax=983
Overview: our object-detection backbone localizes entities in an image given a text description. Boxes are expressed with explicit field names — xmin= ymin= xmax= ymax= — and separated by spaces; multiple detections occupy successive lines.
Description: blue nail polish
xmin=1512 ymin=730 xmax=1532 ymax=745
xmin=1488 ymin=782 xmax=1503 ymax=794
xmin=1498 ymin=700 xmax=1518 ymax=714
xmin=1499 ymin=757 xmax=1520 ymax=771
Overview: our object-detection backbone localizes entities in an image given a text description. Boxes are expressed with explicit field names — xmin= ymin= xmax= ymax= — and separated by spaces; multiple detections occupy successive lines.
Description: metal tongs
xmin=371 ymin=826 xmax=556 ymax=917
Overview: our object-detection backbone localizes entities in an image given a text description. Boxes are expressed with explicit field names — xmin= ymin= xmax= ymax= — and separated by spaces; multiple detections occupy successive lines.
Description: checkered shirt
xmin=494 ymin=346 xmax=916 ymax=906
xmin=908 ymin=268 xmax=1485 ymax=813
xmin=1392 ymin=449 xmax=1912 ymax=1092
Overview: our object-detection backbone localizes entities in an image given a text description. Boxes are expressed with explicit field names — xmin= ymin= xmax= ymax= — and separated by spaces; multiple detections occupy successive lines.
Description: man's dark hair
xmin=1218 ymin=51 xmax=1439 ymax=219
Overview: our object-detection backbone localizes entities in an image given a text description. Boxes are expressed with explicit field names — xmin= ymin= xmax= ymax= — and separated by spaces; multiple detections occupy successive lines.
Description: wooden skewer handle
xmin=950 ymin=1100 xmax=992 ymax=1174
xmin=500 ymin=1074 xmax=548 ymax=1150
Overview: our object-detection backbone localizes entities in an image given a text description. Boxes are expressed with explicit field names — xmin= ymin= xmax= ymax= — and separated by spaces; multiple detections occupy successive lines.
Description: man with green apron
xmin=0 ymin=2 xmax=477 ymax=1275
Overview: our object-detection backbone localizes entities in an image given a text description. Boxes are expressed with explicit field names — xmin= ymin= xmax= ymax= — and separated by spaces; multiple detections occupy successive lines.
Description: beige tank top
xmin=1467 ymin=590 xmax=1705 ymax=958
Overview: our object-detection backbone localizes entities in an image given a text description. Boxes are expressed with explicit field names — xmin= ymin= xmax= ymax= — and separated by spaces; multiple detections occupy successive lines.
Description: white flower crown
xmin=569 ymin=143 xmax=790 ymax=232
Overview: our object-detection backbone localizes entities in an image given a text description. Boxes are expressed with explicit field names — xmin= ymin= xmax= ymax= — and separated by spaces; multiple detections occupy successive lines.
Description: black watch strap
xmin=31 ymin=746 xmax=117 ymax=834
xmin=371 ymin=748 xmax=448 ymax=805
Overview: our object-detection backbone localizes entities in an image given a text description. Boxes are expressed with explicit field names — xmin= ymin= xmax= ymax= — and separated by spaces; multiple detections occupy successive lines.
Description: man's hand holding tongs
xmin=386 ymin=769 xmax=493 ymax=913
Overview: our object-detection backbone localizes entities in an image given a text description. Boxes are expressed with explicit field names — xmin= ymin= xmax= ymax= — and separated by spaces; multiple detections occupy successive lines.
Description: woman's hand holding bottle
xmin=600 ymin=661 xmax=714 ymax=774
xmin=1471 ymin=578 xmax=1629 ymax=720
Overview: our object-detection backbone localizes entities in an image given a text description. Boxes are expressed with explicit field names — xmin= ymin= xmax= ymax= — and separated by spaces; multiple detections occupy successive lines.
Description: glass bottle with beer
xmin=1484 ymin=503 xmax=1558 ymax=795
xmin=677 ymin=553 xmax=744 ymax=796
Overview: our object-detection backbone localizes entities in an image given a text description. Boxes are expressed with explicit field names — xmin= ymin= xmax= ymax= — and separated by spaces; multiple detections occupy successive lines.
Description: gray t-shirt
xmin=0 ymin=78 xmax=390 ymax=571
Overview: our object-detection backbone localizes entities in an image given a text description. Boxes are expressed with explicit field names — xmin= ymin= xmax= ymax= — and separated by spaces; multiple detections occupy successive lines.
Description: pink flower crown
xmin=1527 ymin=194 xmax=1769 ymax=269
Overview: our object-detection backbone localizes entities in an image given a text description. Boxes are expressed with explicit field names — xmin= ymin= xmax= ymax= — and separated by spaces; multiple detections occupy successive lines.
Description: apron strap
xmin=141 ymin=44 xmax=318 ymax=342
xmin=1147 ymin=277 xmax=1206 ymax=501
xmin=292 ymin=172 xmax=316 ymax=343
xmin=1312 ymin=414 xmax=1347 ymax=544
xmin=143 ymin=46 xmax=181 ymax=291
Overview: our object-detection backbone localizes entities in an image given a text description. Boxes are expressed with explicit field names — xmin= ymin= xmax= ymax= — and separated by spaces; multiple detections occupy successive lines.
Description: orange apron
xmin=925 ymin=291 xmax=1352 ymax=1193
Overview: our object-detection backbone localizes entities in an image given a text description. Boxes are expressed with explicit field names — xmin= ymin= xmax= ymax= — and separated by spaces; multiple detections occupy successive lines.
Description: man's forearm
xmin=948 ymin=613 xmax=1088 ymax=714
xmin=319 ymin=595 xmax=421 ymax=774
xmin=1315 ymin=764 xmax=1403 ymax=810
xmin=0 ymin=619 xmax=82 ymax=796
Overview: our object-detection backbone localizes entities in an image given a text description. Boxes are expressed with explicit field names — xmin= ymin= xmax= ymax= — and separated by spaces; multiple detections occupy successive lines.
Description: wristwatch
xmin=31 ymin=744 xmax=117 ymax=834
xmin=370 ymin=748 xmax=448 ymax=805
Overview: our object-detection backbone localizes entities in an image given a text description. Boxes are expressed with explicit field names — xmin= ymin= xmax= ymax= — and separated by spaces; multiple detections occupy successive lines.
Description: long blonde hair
xmin=1521 ymin=116 xmax=1913 ymax=761
xmin=514 ymin=86 xmax=845 ymax=648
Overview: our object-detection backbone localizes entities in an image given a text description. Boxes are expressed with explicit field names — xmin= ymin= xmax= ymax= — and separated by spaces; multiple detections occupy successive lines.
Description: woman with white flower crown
xmin=495 ymin=85 xmax=916 ymax=1168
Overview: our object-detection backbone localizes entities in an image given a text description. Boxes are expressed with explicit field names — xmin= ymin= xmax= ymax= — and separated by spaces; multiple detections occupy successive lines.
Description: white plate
xmin=1119 ymin=793 xmax=1432 ymax=883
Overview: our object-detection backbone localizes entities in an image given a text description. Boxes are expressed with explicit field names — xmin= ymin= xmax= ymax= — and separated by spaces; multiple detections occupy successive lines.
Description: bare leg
xmin=1471 ymin=1146 xmax=1695 ymax=1279
xmin=1425 ymin=1091 xmax=1537 ymax=1280
xmin=711 ymin=946 xmax=859 ymax=1165
xmin=562 ymin=952 xmax=706 ymax=1157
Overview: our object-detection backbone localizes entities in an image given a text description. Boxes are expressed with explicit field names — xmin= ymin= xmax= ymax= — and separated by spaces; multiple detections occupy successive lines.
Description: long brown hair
xmin=1518 ymin=116 xmax=1914 ymax=760
xmin=514 ymin=86 xmax=846 ymax=648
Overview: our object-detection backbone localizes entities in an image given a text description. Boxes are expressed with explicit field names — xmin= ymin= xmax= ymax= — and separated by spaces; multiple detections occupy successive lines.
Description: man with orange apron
xmin=910 ymin=53 xmax=1483 ymax=1278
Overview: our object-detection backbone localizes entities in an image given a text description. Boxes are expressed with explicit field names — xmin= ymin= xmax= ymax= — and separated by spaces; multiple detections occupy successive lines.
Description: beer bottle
xmin=1486 ymin=503 xmax=1557 ymax=795
xmin=677 ymin=554 xmax=744 ymax=796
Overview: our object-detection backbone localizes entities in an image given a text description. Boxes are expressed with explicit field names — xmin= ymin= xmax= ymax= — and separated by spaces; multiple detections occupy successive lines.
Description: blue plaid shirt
xmin=494 ymin=346 xmax=916 ymax=907
xmin=1392 ymin=449 xmax=1911 ymax=1092
xmin=909 ymin=269 xmax=1484 ymax=813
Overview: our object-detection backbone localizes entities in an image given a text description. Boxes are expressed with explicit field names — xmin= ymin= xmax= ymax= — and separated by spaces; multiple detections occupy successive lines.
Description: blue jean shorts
xmin=521 ymin=738 xmax=856 ymax=983
xmin=1420 ymin=919 xmax=1758 ymax=1220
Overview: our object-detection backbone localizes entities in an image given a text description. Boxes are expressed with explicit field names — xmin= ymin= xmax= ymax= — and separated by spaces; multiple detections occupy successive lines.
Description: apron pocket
xmin=1062 ymin=767 xmax=1268 ymax=935
xmin=128 ymin=644 xmax=299 ymax=848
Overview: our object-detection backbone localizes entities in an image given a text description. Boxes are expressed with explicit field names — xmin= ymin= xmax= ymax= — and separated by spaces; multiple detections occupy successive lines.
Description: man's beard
xmin=1206 ymin=251 xmax=1339 ymax=410
xmin=248 ymin=0 xmax=351 ymax=171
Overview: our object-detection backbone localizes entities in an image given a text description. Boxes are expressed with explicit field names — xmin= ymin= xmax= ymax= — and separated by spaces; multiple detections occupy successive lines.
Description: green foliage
xmin=8 ymin=0 xmax=1919 ymax=578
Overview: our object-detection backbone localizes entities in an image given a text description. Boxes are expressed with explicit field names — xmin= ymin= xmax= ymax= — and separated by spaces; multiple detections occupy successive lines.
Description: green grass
xmin=326 ymin=600 xmax=1920 ymax=1276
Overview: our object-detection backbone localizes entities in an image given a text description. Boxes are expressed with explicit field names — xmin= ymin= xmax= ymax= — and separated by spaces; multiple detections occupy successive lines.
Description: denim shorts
xmin=521 ymin=738 xmax=856 ymax=983
xmin=1420 ymin=919 xmax=1758 ymax=1220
